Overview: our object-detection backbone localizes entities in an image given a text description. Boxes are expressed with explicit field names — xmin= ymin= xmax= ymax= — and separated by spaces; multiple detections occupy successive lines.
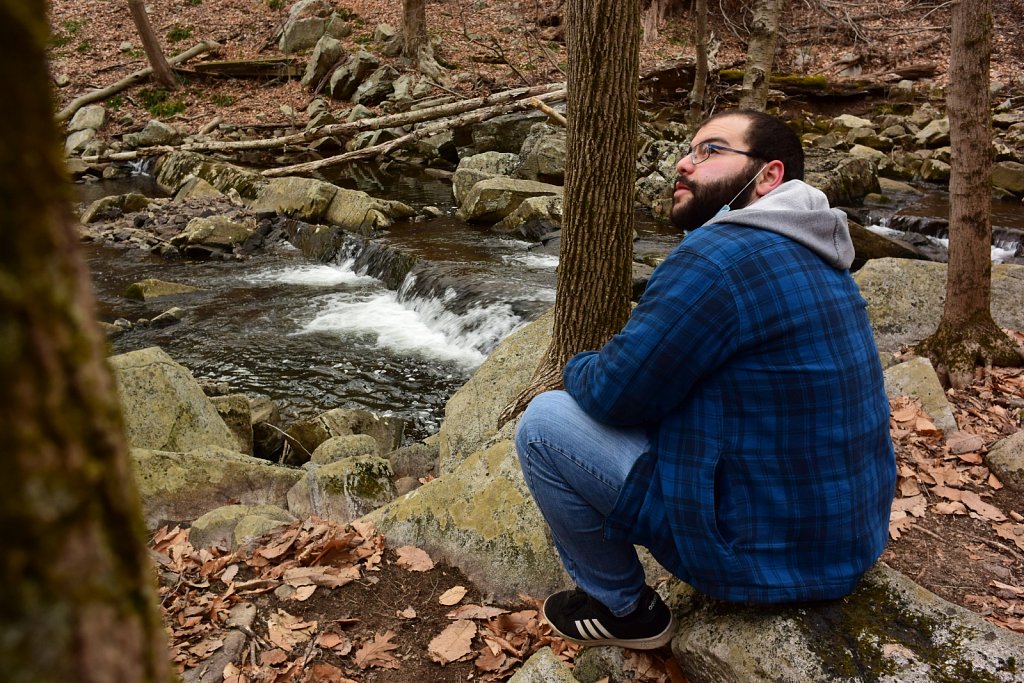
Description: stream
xmin=82 ymin=164 xmax=1024 ymax=444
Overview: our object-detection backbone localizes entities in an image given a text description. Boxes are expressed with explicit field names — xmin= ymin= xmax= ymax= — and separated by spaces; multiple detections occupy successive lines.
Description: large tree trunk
xmin=738 ymin=0 xmax=782 ymax=111
xmin=499 ymin=0 xmax=639 ymax=425
xmin=128 ymin=0 xmax=176 ymax=89
xmin=915 ymin=0 xmax=1022 ymax=387
xmin=402 ymin=0 xmax=428 ymax=58
xmin=688 ymin=0 xmax=710 ymax=125
xmin=0 ymin=3 xmax=172 ymax=682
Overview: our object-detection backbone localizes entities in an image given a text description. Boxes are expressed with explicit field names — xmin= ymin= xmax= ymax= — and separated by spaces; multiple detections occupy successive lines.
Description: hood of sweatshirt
xmin=704 ymin=179 xmax=854 ymax=270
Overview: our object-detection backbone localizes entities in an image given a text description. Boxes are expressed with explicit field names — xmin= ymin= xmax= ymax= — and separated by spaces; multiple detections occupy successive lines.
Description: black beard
xmin=670 ymin=162 xmax=760 ymax=232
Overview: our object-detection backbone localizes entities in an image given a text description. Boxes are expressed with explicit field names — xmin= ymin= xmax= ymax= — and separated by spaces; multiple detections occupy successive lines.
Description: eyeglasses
xmin=682 ymin=141 xmax=761 ymax=165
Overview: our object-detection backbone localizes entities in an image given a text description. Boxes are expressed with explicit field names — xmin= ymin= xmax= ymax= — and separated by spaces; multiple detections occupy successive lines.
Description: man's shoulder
xmin=678 ymin=222 xmax=789 ymax=261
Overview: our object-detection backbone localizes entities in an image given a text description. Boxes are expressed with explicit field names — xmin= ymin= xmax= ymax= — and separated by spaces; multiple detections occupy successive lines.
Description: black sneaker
xmin=542 ymin=585 xmax=677 ymax=649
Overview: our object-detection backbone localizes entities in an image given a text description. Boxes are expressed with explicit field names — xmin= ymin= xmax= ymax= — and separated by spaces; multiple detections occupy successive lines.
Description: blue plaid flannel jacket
xmin=563 ymin=222 xmax=896 ymax=603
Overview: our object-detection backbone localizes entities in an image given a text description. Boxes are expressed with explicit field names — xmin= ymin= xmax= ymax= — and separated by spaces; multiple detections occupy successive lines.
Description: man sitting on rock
xmin=514 ymin=109 xmax=896 ymax=649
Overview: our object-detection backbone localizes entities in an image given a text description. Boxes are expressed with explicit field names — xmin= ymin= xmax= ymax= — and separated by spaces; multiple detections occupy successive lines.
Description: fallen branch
xmin=530 ymin=97 xmax=566 ymax=126
xmin=55 ymin=40 xmax=220 ymax=123
xmin=262 ymin=88 xmax=566 ymax=177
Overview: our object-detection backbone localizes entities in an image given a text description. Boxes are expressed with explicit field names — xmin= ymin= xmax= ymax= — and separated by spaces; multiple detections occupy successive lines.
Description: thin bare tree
xmin=128 ymin=0 xmax=176 ymax=88
xmin=915 ymin=0 xmax=1023 ymax=386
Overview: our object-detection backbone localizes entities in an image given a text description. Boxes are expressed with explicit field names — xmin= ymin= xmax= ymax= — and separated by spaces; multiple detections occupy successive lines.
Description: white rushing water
xmin=247 ymin=261 xmax=529 ymax=368
xmin=867 ymin=225 xmax=1018 ymax=263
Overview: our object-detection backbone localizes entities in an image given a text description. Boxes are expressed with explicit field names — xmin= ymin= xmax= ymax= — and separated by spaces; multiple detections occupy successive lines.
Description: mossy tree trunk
xmin=738 ymin=0 xmax=782 ymax=111
xmin=0 ymin=3 xmax=172 ymax=682
xmin=915 ymin=0 xmax=1022 ymax=387
xmin=128 ymin=0 xmax=176 ymax=89
xmin=499 ymin=0 xmax=640 ymax=426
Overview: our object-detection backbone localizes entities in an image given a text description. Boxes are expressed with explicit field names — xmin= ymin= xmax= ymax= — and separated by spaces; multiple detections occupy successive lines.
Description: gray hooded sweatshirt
xmin=705 ymin=179 xmax=854 ymax=270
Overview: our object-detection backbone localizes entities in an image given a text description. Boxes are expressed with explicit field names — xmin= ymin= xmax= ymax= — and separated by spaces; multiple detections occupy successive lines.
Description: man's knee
xmin=516 ymin=390 xmax=579 ymax=443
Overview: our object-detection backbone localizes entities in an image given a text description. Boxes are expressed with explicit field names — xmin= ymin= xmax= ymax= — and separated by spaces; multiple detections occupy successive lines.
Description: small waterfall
xmin=127 ymin=156 xmax=157 ymax=177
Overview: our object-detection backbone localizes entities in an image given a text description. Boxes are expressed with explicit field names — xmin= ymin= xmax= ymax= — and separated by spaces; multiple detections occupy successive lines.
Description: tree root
xmin=915 ymin=314 xmax=1024 ymax=388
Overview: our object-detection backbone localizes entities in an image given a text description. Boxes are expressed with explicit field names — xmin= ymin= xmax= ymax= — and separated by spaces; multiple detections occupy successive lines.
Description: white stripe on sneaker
xmin=575 ymin=618 xmax=614 ymax=640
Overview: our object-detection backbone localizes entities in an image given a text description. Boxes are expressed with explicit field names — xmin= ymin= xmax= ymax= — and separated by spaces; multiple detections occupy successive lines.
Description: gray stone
xmin=123 ymin=120 xmax=181 ymax=148
xmin=986 ymin=431 xmax=1024 ymax=492
xmin=279 ymin=0 xmax=334 ymax=53
xmin=472 ymin=111 xmax=548 ymax=153
xmin=110 ymin=347 xmax=238 ymax=453
xmin=493 ymin=195 xmax=563 ymax=234
xmin=150 ymin=307 xmax=186 ymax=329
xmin=188 ymin=504 xmax=295 ymax=550
xmin=832 ymin=114 xmax=874 ymax=130
xmin=883 ymin=357 xmax=958 ymax=435
xmin=914 ymin=118 xmax=950 ymax=147
xmin=458 ymin=177 xmax=562 ymax=223
xmin=329 ymin=51 xmax=380 ymax=101
xmin=386 ymin=442 xmax=439 ymax=479
xmin=154 ymin=151 xmax=268 ymax=199
xmin=804 ymin=149 xmax=880 ymax=206
xmin=311 ymin=434 xmax=380 ymax=465
xmin=352 ymin=65 xmax=399 ymax=106
xmin=848 ymin=144 xmax=887 ymax=162
xmin=287 ymin=455 xmax=397 ymax=522
xmin=324 ymin=14 xmax=352 ymax=40
xmin=301 ymin=35 xmax=345 ymax=88
xmin=65 ymin=128 xmax=96 ymax=155
xmin=516 ymin=124 xmax=566 ymax=182
xmin=211 ymin=394 xmax=254 ymax=456
xmin=992 ymin=160 xmax=1024 ymax=194
xmin=80 ymin=192 xmax=154 ymax=222
xmin=173 ymin=176 xmax=225 ymax=201
xmin=68 ymin=104 xmax=106 ymax=132
xmin=233 ymin=514 xmax=294 ymax=548
xmin=918 ymin=158 xmax=951 ymax=182
xmin=124 ymin=277 xmax=201 ymax=301
xmin=853 ymin=258 xmax=1024 ymax=351
xmin=373 ymin=23 xmax=397 ymax=43
xmin=670 ymin=563 xmax=1024 ymax=682
xmin=248 ymin=176 xmax=338 ymax=221
xmin=452 ymin=168 xmax=496 ymax=206
xmin=572 ymin=646 xmax=630 ymax=683
xmin=508 ymin=647 xmax=579 ymax=682
xmin=132 ymin=446 xmax=303 ymax=528
xmin=284 ymin=407 xmax=405 ymax=466
xmin=459 ymin=151 xmax=522 ymax=177
xmin=323 ymin=186 xmax=414 ymax=233
xmin=172 ymin=215 xmax=257 ymax=250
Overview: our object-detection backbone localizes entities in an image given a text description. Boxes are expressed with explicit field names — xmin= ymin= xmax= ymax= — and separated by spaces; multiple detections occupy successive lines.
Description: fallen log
xmin=261 ymin=89 xmax=567 ymax=177
xmin=55 ymin=40 xmax=220 ymax=123
xmin=83 ymin=82 xmax=565 ymax=161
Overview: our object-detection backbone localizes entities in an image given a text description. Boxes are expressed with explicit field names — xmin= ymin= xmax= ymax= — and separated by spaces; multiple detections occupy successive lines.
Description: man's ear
xmin=754 ymin=159 xmax=786 ymax=197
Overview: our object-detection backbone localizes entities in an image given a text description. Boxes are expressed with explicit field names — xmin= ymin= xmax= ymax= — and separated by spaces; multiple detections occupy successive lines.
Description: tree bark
xmin=0 ymin=3 xmax=172 ymax=682
xmin=738 ymin=0 xmax=783 ymax=111
xmin=688 ymin=0 xmax=710 ymax=125
xmin=499 ymin=0 xmax=639 ymax=426
xmin=402 ymin=0 xmax=428 ymax=59
xmin=128 ymin=0 xmax=176 ymax=89
xmin=915 ymin=0 xmax=1022 ymax=386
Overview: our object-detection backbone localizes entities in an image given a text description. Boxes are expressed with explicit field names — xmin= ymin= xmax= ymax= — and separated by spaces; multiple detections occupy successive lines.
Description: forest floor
xmin=47 ymin=0 xmax=1024 ymax=680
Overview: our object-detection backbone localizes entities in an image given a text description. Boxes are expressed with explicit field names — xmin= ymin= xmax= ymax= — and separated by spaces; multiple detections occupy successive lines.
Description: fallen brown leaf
xmin=439 ymin=585 xmax=469 ymax=605
xmin=447 ymin=604 xmax=510 ymax=620
xmin=960 ymin=491 xmax=1007 ymax=522
xmin=429 ymin=619 xmax=478 ymax=665
xmin=353 ymin=630 xmax=400 ymax=670
xmin=993 ymin=522 xmax=1024 ymax=551
xmin=395 ymin=545 xmax=435 ymax=572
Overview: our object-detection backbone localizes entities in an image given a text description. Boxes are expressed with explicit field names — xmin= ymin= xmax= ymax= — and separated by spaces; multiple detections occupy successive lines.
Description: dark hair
xmin=699 ymin=109 xmax=804 ymax=181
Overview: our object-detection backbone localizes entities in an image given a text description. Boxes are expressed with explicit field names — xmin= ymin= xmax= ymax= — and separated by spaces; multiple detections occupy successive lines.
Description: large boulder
xmin=287 ymin=455 xmax=397 ymax=522
xmin=171 ymin=215 xmax=257 ymax=252
xmin=853 ymin=258 xmax=1024 ymax=351
xmin=322 ymin=186 xmax=414 ymax=233
xmin=68 ymin=104 xmax=106 ymax=133
xmin=80 ymin=192 xmax=155 ymax=223
xmin=279 ymin=0 xmax=333 ymax=53
xmin=248 ymin=176 xmax=339 ymax=222
xmin=132 ymin=446 xmax=304 ymax=528
xmin=992 ymin=160 xmax=1024 ymax=195
xmin=985 ymin=431 xmax=1024 ymax=492
xmin=804 ymin=148 xmax=880 ymax=206
xmin=110 ymin=347 xmax=239 ymax=453
xmin=366 ymin=437 xmax=570 ymax=601
xmin=493 ymin=195 xmax=563 ymax=235
xmin=188 ymin=504 xmax=296 ymax=551
xmin=438 ymin=309 xmax=553 ymax=473
xmin=516 ymin=124 xmax=566 ymax=183
xmin=670 ymin=562 xmax=1024 ymax=682
xmin=352 ymin=65 xmax=399 ymax=106
xmin=471 ymin=111 xmax=548 ymax=154
xmin=283 ymin=408 xmax=405 ymax=466
xmin=300 ymin=35 xmax=345 ymax=88
xmin=210 ymin=394 xmax=255 ymax=456
xmin=457 ymin=177 xmax=562 ymax=224
xmin=329 ymin=50 xmax=380 ymax=101
xmin=155 ymin=151 xmax=267 ymax=199
xmin=123 ymin=120 xmax=181 ymax=148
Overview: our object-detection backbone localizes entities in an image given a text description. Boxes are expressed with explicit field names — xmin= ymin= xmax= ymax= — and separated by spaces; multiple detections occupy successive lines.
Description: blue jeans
xmin=514 ymin=390 xmax=649 ymax=616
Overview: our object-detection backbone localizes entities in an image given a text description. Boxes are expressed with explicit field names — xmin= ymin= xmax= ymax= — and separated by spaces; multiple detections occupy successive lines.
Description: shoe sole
xmin=542 ymin=596 xmax=678 ymax=650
